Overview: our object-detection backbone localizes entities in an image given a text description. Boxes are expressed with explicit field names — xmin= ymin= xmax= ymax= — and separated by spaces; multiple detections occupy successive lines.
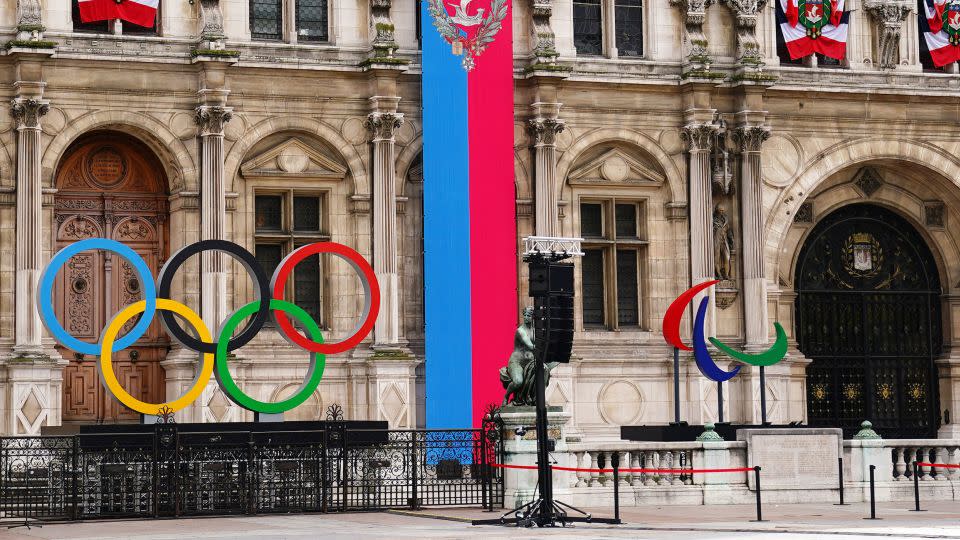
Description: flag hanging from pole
xmin=78 ymin=0 xmax=159 ymax=28
xmin=421 ymin=0 xmax=516 ymax=429
xmin=777 ymin=0 xmax=848 ymax=60
xmin=921 ymin=0 xmax=960 ymax=66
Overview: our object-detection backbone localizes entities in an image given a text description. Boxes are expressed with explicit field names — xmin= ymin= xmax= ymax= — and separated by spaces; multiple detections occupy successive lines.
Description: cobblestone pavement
xmin=0 ymin=501 xmax=957 ymax=539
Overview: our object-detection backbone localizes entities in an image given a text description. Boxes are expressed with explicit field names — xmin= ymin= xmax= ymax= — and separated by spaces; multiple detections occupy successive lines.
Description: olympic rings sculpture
xmin=37 ymin=238 xmax=380 ymax=417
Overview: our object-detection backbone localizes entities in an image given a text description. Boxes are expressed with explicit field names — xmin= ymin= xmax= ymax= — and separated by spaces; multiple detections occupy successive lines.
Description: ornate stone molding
xmin=365 ymin=112 xmax=404 ymax=142
xmin=528 ymin=117 xmax=565 ymax=146
xmin=680 ymin=123 xmax=719 ymax=152
xmin=531 ymin=0 xmax=559 ymax=64
xmin=199 ymin=0 xmax=226 ymax=41
xmin=731 ymin=125 xmax=770 ymax=152
xmin=16 ymin=0 xmax=42 ymax=29
xmin=864 ymin=0 xmax=912 ymax=70
xmin=11 ymin=99 xmax=48 ymax=130
xmin=721 ymin=0 xmax=766 ymax=67
xmin=671 ymin=0 xmax=716 ymax=72
xmin=195 ymin=105 xmax=233 ymax=136
xmin=371 ymin=0 xmax=399 ymax=58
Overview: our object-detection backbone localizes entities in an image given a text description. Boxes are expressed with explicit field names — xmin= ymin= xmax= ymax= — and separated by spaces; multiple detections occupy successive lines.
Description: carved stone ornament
xmin=528 ymin=117 xmax=565 ymax=146
xmin=731 ymin=125 xmax=770 ymax=153
xmin=195 ymin=106 xmax=233 ymax=136
xmin=365 ymin=112 xmax=404 ymax=142
xmin=17 ymin=0 xmax=42 ymax=29
xmin=721 ymin=0 xmax=766 ymax=66
xmin=680 ymin=123 xmax=719 ymax=152
xmin=853 ymin=167 xmax=883 ymax=197
xmin=925 ymin=200 xmax=945 ymax=228
xmin=11 ymin=99 xmax=49 ymax=130
xmin=371 ymin=0 xmax=399 ymax=58
xmin=199 ymin=0 xmax=226 ymax=40
xmin=531 ymin=0 xmax=560 ymax=64
xmin=671 ymin=0 xmax=716 ymax=71
xmin=863 ymin=0 xmax=912 ymax=70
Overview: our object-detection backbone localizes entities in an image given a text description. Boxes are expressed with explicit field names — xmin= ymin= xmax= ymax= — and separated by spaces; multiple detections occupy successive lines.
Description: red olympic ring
xmin=272 ymin=242 xmax=380 ymax=354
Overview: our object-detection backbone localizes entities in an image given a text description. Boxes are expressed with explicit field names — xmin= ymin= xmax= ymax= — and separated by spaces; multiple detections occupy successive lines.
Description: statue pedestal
xmin=499 ymin=405 xmax=573 ymax=508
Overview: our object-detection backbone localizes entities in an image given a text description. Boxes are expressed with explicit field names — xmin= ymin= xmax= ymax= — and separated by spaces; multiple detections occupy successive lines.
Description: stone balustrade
xmin=881 ymin=440 xmax=960 ymax=482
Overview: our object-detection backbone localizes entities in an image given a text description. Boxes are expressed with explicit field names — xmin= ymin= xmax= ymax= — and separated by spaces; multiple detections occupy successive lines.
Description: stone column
xmin=529 ymin=103 xmax=564 ymax=237
xmin=12 ymin=98 xmax=48 ymax=356
xmin=681 ymin=123 xmax=718 ymax=335
xmin=732 ymin=125 xmax=770 ymax=348
xmin=365 ymin=107 xmax=403 ymax=346
xmin=195 ymin=105 xmax=232 ymax=329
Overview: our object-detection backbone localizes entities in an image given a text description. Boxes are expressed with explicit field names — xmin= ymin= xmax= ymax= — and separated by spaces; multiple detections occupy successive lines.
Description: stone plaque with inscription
xmin=737 ymin=428 xmax=842 ymax=490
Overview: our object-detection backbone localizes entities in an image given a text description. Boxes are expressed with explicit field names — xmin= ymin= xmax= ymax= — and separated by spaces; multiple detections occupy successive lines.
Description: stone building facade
xmin=0 ymin=0 xmax=958 ymax=441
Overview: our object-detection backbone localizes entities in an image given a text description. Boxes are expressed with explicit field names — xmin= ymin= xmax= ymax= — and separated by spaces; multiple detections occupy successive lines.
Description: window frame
xmin=250 ymin=0 xmax=333 ymax=44
xmin=573 ymin=0 xmax=646 ymax=59
xmin=578 ymin=196 xmax=649 ymax=331
xmin=253 ymin=188 xmax=330 ymax=328
xmin=71 ymin=0 xmax=161 ymax=36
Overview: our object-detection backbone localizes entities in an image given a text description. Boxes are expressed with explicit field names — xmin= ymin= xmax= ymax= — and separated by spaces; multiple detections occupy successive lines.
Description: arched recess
xmin=42 ymin=110 xmax=195 ymax=192
xmin=396 ymin=135 xmax=422 ymax=197
xmin=223 ymin=117 xmax=367 ymax=196
xmin=794 ymin=203 xmax=942 ymax=438
xmin=555 ymin=127 xmax=685 ymax=204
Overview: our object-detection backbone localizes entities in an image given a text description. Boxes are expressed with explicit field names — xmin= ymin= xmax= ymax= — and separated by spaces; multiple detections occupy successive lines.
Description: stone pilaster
xmin=371 ymin=0 xmax=398 ymax=58
xmin=731 ymin=125 xmax=770 ymax=348
xmin=671 ymin=0 xmax=715 ymax=74
xmin=681 ymin=123 xmax=719 ymax=335
xmin=722 ymin=0 xmax=766 ymax=69
xmin=863 ymin=0 xmax=912 ymax=70
xmin=528 ymin=103 xmax=565 ymax=237
xmin=195 ymin=104 xmax=232 ymax=330
xmin=366 ymin=105 xmax=403 ymax=346
xmin=12 ymin=98 xmax=48 ymax=356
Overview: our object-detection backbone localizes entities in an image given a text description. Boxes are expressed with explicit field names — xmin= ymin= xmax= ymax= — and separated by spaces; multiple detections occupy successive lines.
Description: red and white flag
xmin=922 ymin=0 xmax=960 ymax=67
xmin=777 ymin=0 xmax=848 ymax=60
xmin=78 ymin=0 xmax=159 ymax=28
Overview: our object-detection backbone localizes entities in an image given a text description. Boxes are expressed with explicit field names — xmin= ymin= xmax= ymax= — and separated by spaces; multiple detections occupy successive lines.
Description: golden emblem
xmin=908 ymin=383 xmax=924 ymax=400
xmin=812 ymin=384 xmax=828 ymax=401
xmin=843 ymin=383 xmax=860 ymax=401
xmin=877 ymin=382 xmax=894 ymax=401
xmin=842 ymin=232 xmax=883 ymax=279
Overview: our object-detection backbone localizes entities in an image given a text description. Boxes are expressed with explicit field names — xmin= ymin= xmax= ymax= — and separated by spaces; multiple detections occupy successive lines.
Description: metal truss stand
xmin=7 ymin=517 xmax=41 ymax=530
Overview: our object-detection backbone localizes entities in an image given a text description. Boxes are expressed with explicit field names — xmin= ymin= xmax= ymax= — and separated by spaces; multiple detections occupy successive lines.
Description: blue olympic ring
xmin=37 ymin=238 xmax=157 ymax=355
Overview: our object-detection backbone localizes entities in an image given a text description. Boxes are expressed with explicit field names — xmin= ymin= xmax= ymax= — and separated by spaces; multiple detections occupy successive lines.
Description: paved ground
xmin=0 ymin=501 xmax=956 ymax=539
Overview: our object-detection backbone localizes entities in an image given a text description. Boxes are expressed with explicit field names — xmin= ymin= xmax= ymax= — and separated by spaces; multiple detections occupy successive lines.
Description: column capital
xmin=528 ymin=117 xmax=565 ymax=146
xmin=731 ymin=125 xmax=770 ymax=153
xmin=365 ymin=112 xmax=404 ymax=142
xmin=194 ymin=105 xmax=233 ymax=136
xmin=11 ymin=98 xmax=48 ymax=130
xmin=680 ymin=123 xmax=718 ymax=152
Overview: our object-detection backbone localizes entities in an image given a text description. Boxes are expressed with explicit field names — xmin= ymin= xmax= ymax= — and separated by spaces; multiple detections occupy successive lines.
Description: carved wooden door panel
xmin=55 ymin=134 xmax=169 ymax=424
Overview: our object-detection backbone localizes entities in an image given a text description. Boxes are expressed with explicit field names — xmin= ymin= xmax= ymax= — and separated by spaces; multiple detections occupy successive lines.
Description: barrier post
xmin=911 ymin=461 xmax=924 ymax=512
xmin=750 ymin=466 xmax=765 ymax=522
xmin=612 ymin=453 xmax=621 ymax=523
xmin=834 ymin=457 xmax=848 ymax=506
xmin=864 ymin=464 xmax=879 ymax=520
xmin=481 ymin=429 xmax=489 ymax=512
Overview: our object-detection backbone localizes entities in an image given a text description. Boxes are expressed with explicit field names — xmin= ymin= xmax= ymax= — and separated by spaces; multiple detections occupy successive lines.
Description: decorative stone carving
xmin=531 ymin=0 xmax=560 ymax=65
xmin=671 ymin=0 xmax=716 ymax=73
xmin=722 ymin=0 xmax=766 ymax=67
xmin=371 ymin=0 xmax=399 ymax=58
xmin=365 ymin=112 xmax=404 ymax=141
xmin=713 ymin=205 xmax=734 ymax=280
xmin=528 ymin=117 xmax=565 ymax=146
xmin=731 ymin=125 xmax=771 ymax=152
xmin=16 ymin=0 xmax=42 ymax=29
xmin=194 ymin=105 xmax=232 ymax=136
xmin=680 ymin=123 xmax=718 ymax=152
xmin=794 ymin=202 xmax=814 ymax=223
xmin=925 ymin=200 xmax=946 ymax=228
xmin=11 ymin=99 xmax=49 ymax=130
xmin=199 ymin=0 xmax=226 ymax=41
xmin=853 ymin=167 xmax=883 ymax=197
xmin=864 ymin=0 xmax=912 ymax=70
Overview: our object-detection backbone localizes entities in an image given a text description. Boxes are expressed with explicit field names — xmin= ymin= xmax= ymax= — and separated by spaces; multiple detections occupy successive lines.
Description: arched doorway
xmin=796 ymin=203 xmax=942 ymax=438
xmin=54 ymin=131 xmax=169 ymax=424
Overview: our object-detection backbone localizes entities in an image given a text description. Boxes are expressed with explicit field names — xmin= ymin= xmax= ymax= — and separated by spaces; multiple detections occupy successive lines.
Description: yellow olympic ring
xmin=100 ymin=299 xmax=213 ymax=415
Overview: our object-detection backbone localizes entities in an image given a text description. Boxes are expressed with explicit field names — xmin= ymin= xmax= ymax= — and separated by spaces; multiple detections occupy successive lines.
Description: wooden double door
xmin=55 ymin=133 xmax=169 ymax=424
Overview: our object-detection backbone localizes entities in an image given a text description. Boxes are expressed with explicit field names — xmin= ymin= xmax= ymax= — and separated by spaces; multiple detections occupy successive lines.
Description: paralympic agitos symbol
xmin=662 ymin=280 xmax=788 ymax=382
xmin=37 ymin=238 xmax=379 ymax=417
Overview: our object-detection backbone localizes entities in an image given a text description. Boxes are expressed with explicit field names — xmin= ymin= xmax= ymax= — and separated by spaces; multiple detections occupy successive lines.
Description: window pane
xmin=582 ymin=249 xmax=605 ymax=326
xmin=616 ymin=250 xmax=639 ymax=326
xmin=615 ymin=0 xmax=643 ymax=57
xmin=251 ymin=0 xmax=283 ymax=40
xmin=615 ymin=203 xmax=637 ymax=238
xmin=816 ymin=54 xmax=841 ymax=67
xmin=255 ymin=195 xmax=283 ymax=231
xmin=255 ymin=244 xmax=283 ymax=280
xmin=294 ymin=252 xmax=322 ymax=326
xmin=574 ymin=0 xmax=603 ymax=55
xmin=293 ymin=196 xmax=321 ymax=232
xmin=581 ymin=203 xmax=604 ymax=238
xmin=297 ymin=0 xmax=329 ymax=42
xmin=72 ymin=1 xmax=109 ymax=33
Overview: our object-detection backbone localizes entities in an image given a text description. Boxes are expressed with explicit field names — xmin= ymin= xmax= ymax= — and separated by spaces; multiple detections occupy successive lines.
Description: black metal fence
xmin=0 ymin=422 xmax=503 ymax=522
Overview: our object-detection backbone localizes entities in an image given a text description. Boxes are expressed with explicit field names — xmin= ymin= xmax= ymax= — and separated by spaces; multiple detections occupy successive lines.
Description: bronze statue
xmin=500 ymin=307 xmax=558 ymax=406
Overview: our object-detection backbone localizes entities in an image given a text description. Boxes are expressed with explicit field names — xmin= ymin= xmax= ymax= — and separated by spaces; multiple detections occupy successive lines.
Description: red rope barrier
xmin=490 ymin=463 xmax=753 ymax=474
xmin=916 ymin=462 xmax=960 ymax=469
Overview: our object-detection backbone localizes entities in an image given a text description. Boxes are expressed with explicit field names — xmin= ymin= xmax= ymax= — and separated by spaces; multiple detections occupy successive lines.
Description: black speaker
xmin=529 ymin=262 xmax=574 ymax=298
xmin=534 ymin=295 xmax=574 ymax=363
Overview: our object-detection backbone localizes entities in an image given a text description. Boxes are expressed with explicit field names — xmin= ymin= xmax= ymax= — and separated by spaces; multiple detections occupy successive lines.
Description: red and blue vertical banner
xmin=422 ymin=0 xmax=516 ymax=428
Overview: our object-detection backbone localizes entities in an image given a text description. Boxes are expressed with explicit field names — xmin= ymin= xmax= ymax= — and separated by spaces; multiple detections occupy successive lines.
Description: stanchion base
xmin=909 ymin=509 xmax=927 ymax=512
xmin=863 ymin=517 xmax=882 ymax=520
xmin=833 ymin=503 xmax=850 ymax=506
xmin=749 ymin=519 xmax=767 ymax=523
xmin=471 ymin=497 xmax=621 ymax=528
xmin=7 ymin=519 xmax=41 ymax=530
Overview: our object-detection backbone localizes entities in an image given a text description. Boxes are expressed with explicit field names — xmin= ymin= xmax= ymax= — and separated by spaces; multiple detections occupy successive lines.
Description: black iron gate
xmin=0 ymin=420 xmax=503 ymax=522
xmin=796 ymin=203 xmax=942 ymax=438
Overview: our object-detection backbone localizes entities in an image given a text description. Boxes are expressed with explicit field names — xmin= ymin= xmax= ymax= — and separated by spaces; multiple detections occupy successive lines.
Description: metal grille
xmin=0 ymin=423 xmax=502 ymax=523
xmin=251 ymin=0 xmax=283 ymax=41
